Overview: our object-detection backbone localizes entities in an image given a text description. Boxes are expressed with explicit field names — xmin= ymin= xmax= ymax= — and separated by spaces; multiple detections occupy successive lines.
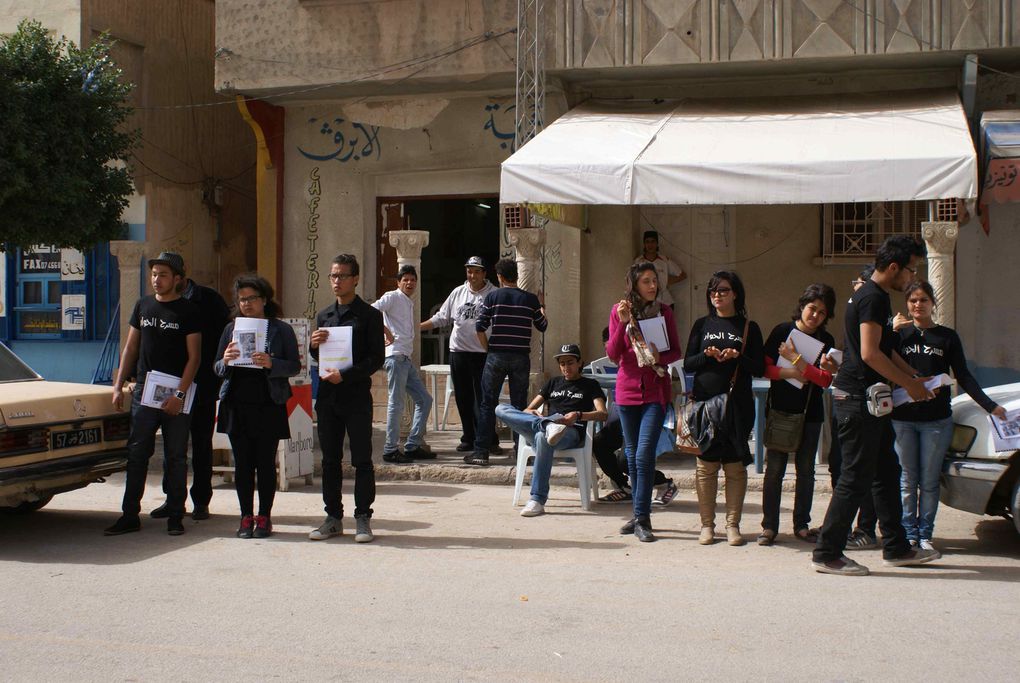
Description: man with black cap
xmin=149 ymin=256 xmax=229 ymax=521
xmin=420 ymin=255 xmax=497 ymax=453
xmin=495 ymin=343 xmax=606 ymax=517
xmin=104 ymin=252 xmax=201 ymax=536
xmin=635 ymin=230 xmax=686 ymax=310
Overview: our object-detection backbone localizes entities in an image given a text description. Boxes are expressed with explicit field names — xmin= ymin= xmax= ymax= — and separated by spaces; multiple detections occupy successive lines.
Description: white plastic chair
xmin=585 ymin=356 xmax=617 ymax=374
xmin=666 ymin=358 xmax=688 ymax=395
xmin=512 ymin=421 xmax=598 ymax=511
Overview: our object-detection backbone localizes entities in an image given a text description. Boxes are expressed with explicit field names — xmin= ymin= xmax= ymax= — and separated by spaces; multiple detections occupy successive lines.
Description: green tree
xmin=0 ymin=20 xmax=136 ymax=252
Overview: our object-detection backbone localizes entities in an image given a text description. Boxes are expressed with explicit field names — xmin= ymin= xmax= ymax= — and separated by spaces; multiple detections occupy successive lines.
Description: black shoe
xmin=383 ymin=450 xmax=413 ymax=464
xmin=456 ymin=442 xmax=473 ymax=452
xmin=237 ymin=515 xmax=254 ymax=539
xmin=620 ymin=518 xmax=637 ymax=535
xmin=634 ymin=516 xmax=657 ymax=543
xmin=191 ymin=505 xmax=210 ymax=521
xmin=104 ymin=515 xmax=141 ymax=536
xmin=167 ymin=517 xmax=185 ymax=536
xmin=405 ymin=444 xmax=435 ymax=460
xmin=467 ymin=452 xmax=490 ymax=466
xmin=149 ymin=503 xmax=171 ymax=519
xmin=489 ymin=443 xmax=504 ymax=455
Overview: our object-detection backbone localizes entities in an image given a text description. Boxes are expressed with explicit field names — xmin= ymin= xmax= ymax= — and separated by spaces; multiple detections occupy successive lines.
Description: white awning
xmin=500 ymin=91 xmax=978 ymax=205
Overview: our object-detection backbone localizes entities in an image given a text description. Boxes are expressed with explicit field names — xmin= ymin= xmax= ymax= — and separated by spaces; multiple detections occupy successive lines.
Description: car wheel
xmin=0 ymin=496 xmax=53 ymax=514
xmin=1012 ymin=478 xmax=1020 ymax=536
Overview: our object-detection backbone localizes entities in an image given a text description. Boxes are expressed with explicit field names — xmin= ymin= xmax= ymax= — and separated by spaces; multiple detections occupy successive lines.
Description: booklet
xmin=318 ymin=326 xmax=353 ymax=378
xmin=777 ymin=328 xmax=827 ymax=389
xmin=141 ymin=371 xmax=196 ymax=414
xmin=891 ymin=373 xmax=953 ymax=407
xmin=638 ymin=316 xmax=670 ymax=352
xmin=229 ymin=317 xmax=269 ymax=367
xmin=989 ymin=401 xmax=1020 ymax=453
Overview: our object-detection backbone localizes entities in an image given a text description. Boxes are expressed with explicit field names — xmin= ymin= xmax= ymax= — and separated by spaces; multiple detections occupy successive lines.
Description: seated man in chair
xmin=495 ymin=344 xmax=607 ymax=517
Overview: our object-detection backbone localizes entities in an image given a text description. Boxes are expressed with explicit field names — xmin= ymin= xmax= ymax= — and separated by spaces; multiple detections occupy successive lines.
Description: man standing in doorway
xmin=420 ymin=256 xmax=497 ymax=454
xmin=373 ymin=265 xmax=433 ymax=463
xmin=308 ymin=254 xmax=385 ymax=543
xmin=635 ymin=230 xmax=686 ymax=311
xmin=469 ymin=258 xmax=547 ymax=466
xmin=149 ymin=268 xmax=229 ymax=521
xmin=104 ymin=252 xmax=201 ymax=536
xmin=811 ymin=236 xmax=940 ymax=576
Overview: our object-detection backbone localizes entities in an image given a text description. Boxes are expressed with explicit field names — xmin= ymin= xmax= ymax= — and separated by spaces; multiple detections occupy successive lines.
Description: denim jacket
xmin=214 ymin=318 xmax=300 ymax=405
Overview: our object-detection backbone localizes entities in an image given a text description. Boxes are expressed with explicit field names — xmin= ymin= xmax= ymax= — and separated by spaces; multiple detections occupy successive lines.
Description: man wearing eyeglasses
xmin=307 ymin=254 xmax=385 ymax=543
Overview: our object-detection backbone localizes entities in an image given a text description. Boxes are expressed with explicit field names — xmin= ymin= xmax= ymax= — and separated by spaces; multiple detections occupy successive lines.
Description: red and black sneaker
xmin=253 ymin=515 xmax=273 ymax=538
xmin=236 ymin=515 xmax=255 ymax=539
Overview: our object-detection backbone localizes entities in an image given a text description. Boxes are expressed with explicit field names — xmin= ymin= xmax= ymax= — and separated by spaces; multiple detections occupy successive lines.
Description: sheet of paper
xmin=318 ymin=326 xmax=353 ymax=378
xmin=989 ymin=401 xmax=1020 ymax=452
xmin=826 ymin=349 xmax=843 ymax=366
xmin=638 ymin=316 xmax=670 ymax=352
xmin=229 ymin=317 xmax=269 ymax=367
xmin=891 ymin=373 xmax=953 ymax=407
xmin=140 ymin=370 xmax=196 ymax=414
xmin=777 ymin=328 xmax=827 ymax=389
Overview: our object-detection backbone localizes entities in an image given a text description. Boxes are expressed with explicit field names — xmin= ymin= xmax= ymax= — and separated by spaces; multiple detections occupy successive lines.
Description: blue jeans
xmin=618 ymin=402 xmax=666 ymax=519
xmin=121 ymin=383 xmax=192 ymax=517
xmin=383 ymin=354 xmax=433 ymax=452
xmin=474 ymin=351 xmax=531 ymax=454
xmin=893 ymin=417 xmax=954 ymax=542
xmin=496 ymin=404 xmax=583 ymax=504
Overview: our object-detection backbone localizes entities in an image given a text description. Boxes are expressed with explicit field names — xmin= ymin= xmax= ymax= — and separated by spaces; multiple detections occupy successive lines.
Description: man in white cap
xmin=420 ymin=256 xmax=498 ymax=453
xmin=495 ymin=344 xmax=607 ymax=517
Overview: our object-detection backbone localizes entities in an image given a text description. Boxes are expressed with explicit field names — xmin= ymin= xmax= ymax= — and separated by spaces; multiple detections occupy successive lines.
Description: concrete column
xmin=388 ymin=229 xmax=430 ymax=366
xmin=921 ymin=221 xmax=959 ymax=328
xmin=109 ymin=240 xmax=148 ymax=354
xmin=508 ymin=226 xmax=546 ymax=379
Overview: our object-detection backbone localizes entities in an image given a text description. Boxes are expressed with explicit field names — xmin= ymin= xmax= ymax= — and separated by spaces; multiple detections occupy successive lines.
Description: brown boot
xmin=696 ymin=458 xmax=720 ymax=545
xmin=723 ymin=462 xmax=748 ymax=546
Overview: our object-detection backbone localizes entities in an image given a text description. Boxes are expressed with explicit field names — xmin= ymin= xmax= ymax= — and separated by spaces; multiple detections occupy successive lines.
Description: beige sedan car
xmin=0 ymin=342 xmax=129 ymax=512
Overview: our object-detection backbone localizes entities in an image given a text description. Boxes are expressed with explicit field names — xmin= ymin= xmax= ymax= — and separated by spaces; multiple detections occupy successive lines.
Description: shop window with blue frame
xmin=6 ymin=244 xmax=118 ymax=341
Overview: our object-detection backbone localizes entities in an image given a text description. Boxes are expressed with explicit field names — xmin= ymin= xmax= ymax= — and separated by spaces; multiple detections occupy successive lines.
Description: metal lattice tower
xmin=514 ymin=0 xmax=546 ymax=151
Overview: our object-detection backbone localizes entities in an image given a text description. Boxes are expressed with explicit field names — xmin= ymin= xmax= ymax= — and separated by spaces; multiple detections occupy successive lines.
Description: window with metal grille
xmin=821 ymin=201 xmax=929 ymax=262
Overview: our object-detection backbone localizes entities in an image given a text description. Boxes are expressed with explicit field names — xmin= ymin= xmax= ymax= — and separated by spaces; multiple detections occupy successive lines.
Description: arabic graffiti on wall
xmin=305 ymin=167 xmax=322 ymax=319
xmin=484 ymin=103 xmax=516 ymax=150
xmin=297 ymin=117 xmax=381 ymax=163
xmin=61 ymin=248 xmax=85 ymax=281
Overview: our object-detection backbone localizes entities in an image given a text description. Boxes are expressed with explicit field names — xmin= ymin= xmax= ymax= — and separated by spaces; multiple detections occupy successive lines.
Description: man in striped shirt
xmin=468 ymin=258 xmax=547 ymax=466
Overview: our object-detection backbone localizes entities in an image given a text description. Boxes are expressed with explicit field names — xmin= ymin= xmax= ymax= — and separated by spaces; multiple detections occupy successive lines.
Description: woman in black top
xmin=758 ymin=284 xmax=838 ymax=546
xmin=892 ymin=281 xmax=1005 ymax=552
xmin=214 ymin=274 xmax=300 ymax=539
xmin=684 ymin=271 xmax=764 ymax=546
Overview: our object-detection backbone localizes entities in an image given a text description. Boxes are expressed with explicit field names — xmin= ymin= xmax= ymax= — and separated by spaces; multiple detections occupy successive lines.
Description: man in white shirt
xmin=420 ymin=256 xmax=498 ymax=453
xmin=373 ymin=265 xmax=433 ymax=463
xmin=634 ymin=230 xmax=686 ymax=309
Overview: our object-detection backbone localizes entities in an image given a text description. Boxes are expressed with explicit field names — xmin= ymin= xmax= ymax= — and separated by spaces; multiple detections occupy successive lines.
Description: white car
xmin=0 ymin=342 xmax=129 ymax=512
xmin=942 ymin=383 xmax=1020 ymax=535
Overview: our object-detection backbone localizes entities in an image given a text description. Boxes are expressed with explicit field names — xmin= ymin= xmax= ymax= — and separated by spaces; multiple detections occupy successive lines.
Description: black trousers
xmin=813 ymin=399 xmax=910 ymax=562
xmin=828 ymin=413 xmax=878 ymax=533
xmin=317 ymin=395 xmax=375 ymax=519
xmin=160 ymin=395 xmax=216 ymax=507
xmin=228 ymin=428 xmax=280 ymax=517
xmin=591 ymin=420 xmax=667 ymax=491
xmin=449 ymin=350 xmax=495 ymax=447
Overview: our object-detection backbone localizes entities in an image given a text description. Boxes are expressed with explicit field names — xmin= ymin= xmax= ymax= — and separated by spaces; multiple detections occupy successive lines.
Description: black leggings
xmin=229 ymin=430 xmax=280 ymax=517
xmin=592 ymin=419 xmax=667 ymax=490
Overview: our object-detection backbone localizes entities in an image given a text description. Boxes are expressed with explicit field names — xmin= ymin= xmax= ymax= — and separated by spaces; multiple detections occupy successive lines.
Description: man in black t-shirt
xmin=104 ymin=252 xmax=201 ymax=537
xmin=811 ymin=237 xmax=940 ymax=576
xmin=495 ymin=344 xmax=607 ymax=517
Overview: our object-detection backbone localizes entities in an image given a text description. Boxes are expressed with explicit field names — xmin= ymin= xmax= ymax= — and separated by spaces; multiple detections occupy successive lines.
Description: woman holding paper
xmin=758 ymin=284 xmax=837 ymax=546
xmin=607 ymin=262 xmax=682 ymax=542
xmin=892 ymin=281 xmax=1006 ymax=552
xmin=684 ymin=271 xmax=764 ymax=546
xmin=214 ymin=274 xmax=300 ymax=539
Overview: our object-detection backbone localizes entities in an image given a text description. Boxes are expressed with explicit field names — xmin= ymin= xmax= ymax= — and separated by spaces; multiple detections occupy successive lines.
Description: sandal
xmin=599 ymin=489 xmax=632 ymax=503
xmin=795 ymin=527 xmax=819 ymax=543
xmin=757 ymin=529 xmax=776 ymax=546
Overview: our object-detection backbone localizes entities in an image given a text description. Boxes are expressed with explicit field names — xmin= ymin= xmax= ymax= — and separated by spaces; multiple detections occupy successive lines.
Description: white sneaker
xmin=520 ymin=500 xmax=545 ymax=517
xmin=545 ymin=422 xmax=568 ymax=446
xmin=919 ymin=538 xmax=936 ymax=552
xmin=308 ymin=516 xmax=342 ymax=541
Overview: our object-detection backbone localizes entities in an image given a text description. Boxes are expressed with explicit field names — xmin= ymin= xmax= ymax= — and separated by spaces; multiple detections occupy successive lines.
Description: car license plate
xmin=52 ymin=427 xmax=101 ymax=450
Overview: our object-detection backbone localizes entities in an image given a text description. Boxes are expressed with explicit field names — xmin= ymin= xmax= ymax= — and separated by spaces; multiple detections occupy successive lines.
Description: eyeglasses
xmin=238 ymin=295 xmax=263 ymax=304
xmin=709 ymin=287 xmax=732 ymax=296
xmin=329 ymin=272 xmax=355 ymax=281
xmin=850 ymin=279 xmax=866 ymax=287
xmin=902 ymin=265 xmax=917 ymax=276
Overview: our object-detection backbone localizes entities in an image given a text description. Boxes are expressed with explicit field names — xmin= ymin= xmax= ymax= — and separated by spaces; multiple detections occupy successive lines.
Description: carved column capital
xmin=921 ymin=221 xmax=959 ymax=255
xmin=507 ymin=227 xmax=546 ymax=262
xmin=388 ymin=230 xmax=430 ymax=260
xmin=109 ymin=240 xmax=148 ymax=265
xmin=920 ymin=221 xmax=959 ymax=328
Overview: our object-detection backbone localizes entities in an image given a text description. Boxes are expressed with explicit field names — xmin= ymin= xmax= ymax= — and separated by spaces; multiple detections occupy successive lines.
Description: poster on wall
xmin=60 ymin=248 xmax=85 ymax=281
xmin=22 ymin=245 xmax=61 ymax=274
xmin=62 ymin=294 xmax=86 ymax=331
xmin=281 ymin=317 xmax=311 ymax=385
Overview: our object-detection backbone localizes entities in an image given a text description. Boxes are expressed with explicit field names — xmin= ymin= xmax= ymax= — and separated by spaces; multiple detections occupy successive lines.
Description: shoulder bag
xmin=763 ymin=383 xmax=812 ymax=453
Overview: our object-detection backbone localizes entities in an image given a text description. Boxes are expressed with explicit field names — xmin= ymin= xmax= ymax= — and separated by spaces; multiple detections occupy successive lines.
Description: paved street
xmin=1 ymin=474 xmax=1018 ymax=682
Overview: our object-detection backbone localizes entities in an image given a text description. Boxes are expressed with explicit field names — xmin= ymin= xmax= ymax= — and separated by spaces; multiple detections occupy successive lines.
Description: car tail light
xmin=0 ymin=427 xmax=49 ymax=456
xmin=103 ymin=415 xmax=131 ymax=442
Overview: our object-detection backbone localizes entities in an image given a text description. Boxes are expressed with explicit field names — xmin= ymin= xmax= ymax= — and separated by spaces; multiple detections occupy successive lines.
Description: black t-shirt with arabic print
xmin=129 ymin=295 xmax=200 ymax=382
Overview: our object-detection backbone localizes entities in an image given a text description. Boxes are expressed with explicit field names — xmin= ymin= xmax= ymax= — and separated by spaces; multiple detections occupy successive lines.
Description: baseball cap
xmin=554 ymin=343 xmax=581 ymax=360
xmin=147 ymin=251 xmax=186 ymax=277
xmin=464 ymin=256 xmax=486 ymax=269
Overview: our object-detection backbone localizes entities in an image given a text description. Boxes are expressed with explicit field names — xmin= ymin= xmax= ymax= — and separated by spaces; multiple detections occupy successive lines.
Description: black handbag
xmin=763 ymin=384 xmax=812 ymax=453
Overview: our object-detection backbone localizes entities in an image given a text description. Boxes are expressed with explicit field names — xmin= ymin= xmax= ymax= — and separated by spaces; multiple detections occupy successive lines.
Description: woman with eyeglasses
xmin=684 ymin=271 xmax=764 ymax=545
xmin=607 ymin=262 xmax=682 ymax=542
xmin=214 ymin=274 xmax=300 ymax=539
xmin=758 ymin=283 xmax=837 ymax=546
xmin=892 ymin=280 xmax=1006 ymax=553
